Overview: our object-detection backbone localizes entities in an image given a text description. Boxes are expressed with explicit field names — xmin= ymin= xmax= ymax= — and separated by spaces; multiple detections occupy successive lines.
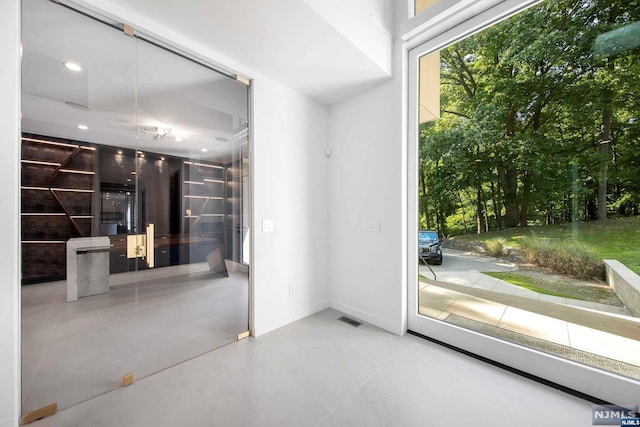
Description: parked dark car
xmin=418 ymin=230 xmax=442 ymax=265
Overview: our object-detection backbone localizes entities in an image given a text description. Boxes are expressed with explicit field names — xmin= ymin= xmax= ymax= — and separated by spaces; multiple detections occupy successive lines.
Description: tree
xmin=418 ymin=0 xmax=640 ymax=234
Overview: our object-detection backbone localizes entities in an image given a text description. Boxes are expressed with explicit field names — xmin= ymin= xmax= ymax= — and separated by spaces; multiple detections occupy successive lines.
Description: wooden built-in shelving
xmin=21 ymin=134 xmax=95 ymax=284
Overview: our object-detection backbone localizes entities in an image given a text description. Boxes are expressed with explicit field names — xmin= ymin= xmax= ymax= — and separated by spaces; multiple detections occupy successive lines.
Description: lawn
xmin=450 ymin=216 xmax=640 ymax=274
xmin=484 ymin=272 xmax=575 ymax=299
xmin=483 ymin=271 xmax=616 ymax=303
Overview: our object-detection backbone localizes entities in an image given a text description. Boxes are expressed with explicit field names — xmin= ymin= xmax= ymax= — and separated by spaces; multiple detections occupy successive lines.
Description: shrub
xmin=519 ymin=236 xmax=605 ymax=280
xmin=486 ymin=237 xmax=507 ymax=257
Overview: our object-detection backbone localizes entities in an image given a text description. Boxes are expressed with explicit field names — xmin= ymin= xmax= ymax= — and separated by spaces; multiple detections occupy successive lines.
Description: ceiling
xmin=21 ymin=0 xmax=394 ymax=161
xmin=96 ymin=0 xmax=395 ymax=105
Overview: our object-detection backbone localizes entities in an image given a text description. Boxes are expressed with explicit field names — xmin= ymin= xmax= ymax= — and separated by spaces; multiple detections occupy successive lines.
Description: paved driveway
xmin=419 ymin=248 xmax=516 ymax=279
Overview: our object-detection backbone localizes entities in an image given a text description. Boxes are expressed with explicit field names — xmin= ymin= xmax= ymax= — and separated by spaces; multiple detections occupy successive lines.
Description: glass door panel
xmin=133 ymin=37 xmax=250 ymax=378
xmin=20 ymin=0 xmax=138 ymax=414
xmin=20 ymin=0 xmax=252 ymax=417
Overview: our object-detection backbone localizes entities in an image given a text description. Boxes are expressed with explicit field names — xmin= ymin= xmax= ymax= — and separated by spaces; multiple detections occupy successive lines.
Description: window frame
xmin=406 ymin=0 xmax=640 ymax=404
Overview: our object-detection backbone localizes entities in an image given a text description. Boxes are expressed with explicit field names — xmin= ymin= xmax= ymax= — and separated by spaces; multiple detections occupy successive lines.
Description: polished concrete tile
xmin=22 ymin=265 xmax=249 ymax=415
xmin=318 ymin=335 xmax=592 ymax=427
xmin=31 ymin=309 xmax=594 ymax=427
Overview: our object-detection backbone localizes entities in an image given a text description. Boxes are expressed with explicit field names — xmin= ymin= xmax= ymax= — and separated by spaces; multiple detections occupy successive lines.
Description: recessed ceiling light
xmin=160 ymin=157 xmax=165 ymax=161
xmin=126 ymin=179 xmax=132 ymax=182
xmin=201 ymin=148 xmax=208 ymax=153
xmin=63 ymin=61 xmax=82 ymax=72
xmin=77 ymin=124 xmax=88 ymax=130
xmin=117 ymin=150 xmax=123 ymax=155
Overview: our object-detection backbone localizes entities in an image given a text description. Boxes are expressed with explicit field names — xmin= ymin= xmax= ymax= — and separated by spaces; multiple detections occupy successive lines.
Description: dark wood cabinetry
xmin=21 ymin=134 xmax=96 ymax=284
xmin=182 ymin=160 xmax=227 ymax=263
xmin=21 ymin=134 xmax=236 ymax=284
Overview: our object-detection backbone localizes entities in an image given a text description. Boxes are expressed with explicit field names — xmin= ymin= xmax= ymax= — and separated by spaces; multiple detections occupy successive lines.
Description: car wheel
xmin=433 ymin=255 xmax=443 ymax=265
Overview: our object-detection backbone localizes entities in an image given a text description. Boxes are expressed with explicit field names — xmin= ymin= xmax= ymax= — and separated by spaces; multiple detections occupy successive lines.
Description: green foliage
xmin=452 ymin=216 xmax=640 ymax=274
xmin=485 ymin=237 xmax=508 ymax=257
xmin=444 ymin=212 xmax=468 ymax=237
xmin=518 ymin=236 xmax=604 ymax=279
xmin=419 ymin=0 xmax=640 ymax=234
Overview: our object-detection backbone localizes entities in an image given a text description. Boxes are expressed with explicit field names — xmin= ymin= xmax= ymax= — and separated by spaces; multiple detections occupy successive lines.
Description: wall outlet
xmin=363 ymin=220 xmax=381 ymax=232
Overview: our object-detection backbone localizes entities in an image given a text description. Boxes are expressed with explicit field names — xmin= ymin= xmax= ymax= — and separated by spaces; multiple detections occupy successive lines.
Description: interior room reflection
xmin=20 ymin=0 xmax=250 ymax=417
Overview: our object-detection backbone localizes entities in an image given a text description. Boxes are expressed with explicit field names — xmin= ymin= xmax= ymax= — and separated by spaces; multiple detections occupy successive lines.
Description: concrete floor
xmin=21 ymin=263 xmax=249 ymax=415
xmin=21 ymin=249 xmax=639 ymax=424
xmin=30 ymin=308 xmax=596 ymax=427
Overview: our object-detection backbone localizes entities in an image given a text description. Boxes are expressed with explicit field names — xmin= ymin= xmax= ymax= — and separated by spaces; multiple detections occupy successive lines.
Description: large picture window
xmin=408 ymin=0 xmax=640 ymax=404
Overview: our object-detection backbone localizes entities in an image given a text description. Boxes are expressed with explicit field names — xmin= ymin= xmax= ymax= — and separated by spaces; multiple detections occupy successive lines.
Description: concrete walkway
xmin=419 ymin=249 xmax=631 ymax=316
xmin=417 ymin=250 xmax=640 ymax=375
xmin=428 ymin=268 xmax=633 ymax=316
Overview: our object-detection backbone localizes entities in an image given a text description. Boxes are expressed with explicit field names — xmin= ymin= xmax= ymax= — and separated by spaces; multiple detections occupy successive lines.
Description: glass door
xmin=20 ymin=0 xmax=251 ymax=418
xmin=20 ymin=0 xmax=138 ymax=415
xmin=407 ymin=0 xmax=640 ymax=405
xmin=132 ymin=36 xmax=250 ymax=378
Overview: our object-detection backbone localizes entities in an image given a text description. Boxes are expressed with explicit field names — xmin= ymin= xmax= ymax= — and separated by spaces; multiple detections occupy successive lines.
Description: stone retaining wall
xmin=604 ymin=259 xmax=640 ymax=317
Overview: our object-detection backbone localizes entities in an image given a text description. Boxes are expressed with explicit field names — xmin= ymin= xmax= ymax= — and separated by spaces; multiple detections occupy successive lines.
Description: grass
xmin=485 ymin=272 xmax=578 ymax=300
xmin=485 ymin=237 xmax=507 ymax=257
xmin=518 ymin=236 xmax=604 ymax=279
xmin=451 ymin=216 xmax=640 ymax=274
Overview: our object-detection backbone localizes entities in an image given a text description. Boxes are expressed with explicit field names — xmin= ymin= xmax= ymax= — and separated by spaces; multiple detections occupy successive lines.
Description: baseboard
xmin=253 ymin=299 xmax=330 ymax=337
xmin=329 ymin=300 xmax=403 ymax=335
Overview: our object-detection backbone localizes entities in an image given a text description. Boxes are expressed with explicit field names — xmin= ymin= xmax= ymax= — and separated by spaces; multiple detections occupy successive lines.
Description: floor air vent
xmin=338 ymin=316 xmax=362 ymax=327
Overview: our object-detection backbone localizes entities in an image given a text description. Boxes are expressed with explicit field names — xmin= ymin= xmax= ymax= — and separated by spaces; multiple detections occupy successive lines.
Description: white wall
xmin=0 ymin=1 xmax=21 ymax=426
xmin=328 ymin=38 xmax=406 ymax=335
xmin=252 ymin=76 xmax=331 ymax=336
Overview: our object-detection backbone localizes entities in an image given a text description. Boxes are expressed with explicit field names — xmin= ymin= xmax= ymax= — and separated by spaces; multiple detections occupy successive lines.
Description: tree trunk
xmin=436 ymin=209 xmax=447 ymax=237
xmin=490 ymin=178 xmax=502 ymax=230
xmin=599 ymin=102 xmax=612 ymax=220
xmin=499 ymin=165 xmax=519 ymax=227
xmin=519 ymin=171 xmax=532 ymax=227
xmin=476 ymin=183 xmax=486 ymax=234
xmin=586 ymin=198 xmax=597 ymax=221
xmin=501 ymin=108 xmax=519 ymax=228
xmin=420 ymin=166 xmax=431 ymax=229
xmin=598 ymin=44 xmax=615 ymax=221
xmin=457 ymin=191 xmax=469 ymax=235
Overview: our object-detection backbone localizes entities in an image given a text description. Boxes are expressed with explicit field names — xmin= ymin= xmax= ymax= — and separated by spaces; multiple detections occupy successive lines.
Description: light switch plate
xmin=262 ymin=219 xmax=274 ymax=232
xmin=363 ymin=220 xmax=381 ymax=232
